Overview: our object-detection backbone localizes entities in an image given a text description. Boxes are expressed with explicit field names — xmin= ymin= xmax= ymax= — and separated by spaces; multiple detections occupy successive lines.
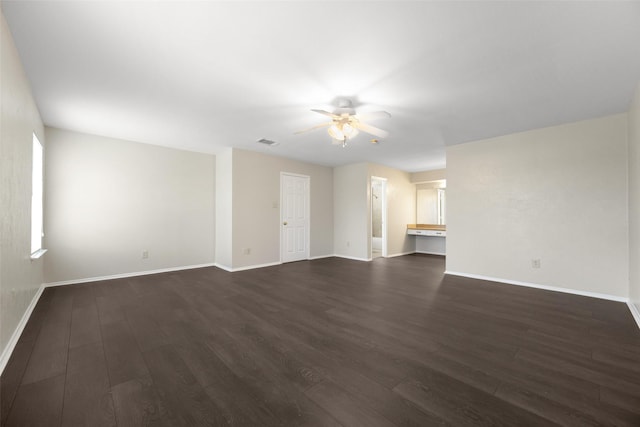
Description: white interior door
xmin=281 ymin=173 xmax=310 ymax=263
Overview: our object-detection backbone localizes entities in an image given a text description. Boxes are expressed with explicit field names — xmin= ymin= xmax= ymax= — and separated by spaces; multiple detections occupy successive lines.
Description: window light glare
xmin=31 ymin=134 xmax=44 ymax=255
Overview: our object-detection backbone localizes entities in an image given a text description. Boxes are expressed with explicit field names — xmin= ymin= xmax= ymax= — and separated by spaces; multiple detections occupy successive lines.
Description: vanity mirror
xmin=416 ymin=180 xmax=446 ymax=225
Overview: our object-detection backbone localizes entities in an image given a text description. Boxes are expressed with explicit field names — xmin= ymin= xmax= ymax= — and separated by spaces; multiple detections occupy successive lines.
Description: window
xmin=31 ymin=133 xmax=45 ymax=257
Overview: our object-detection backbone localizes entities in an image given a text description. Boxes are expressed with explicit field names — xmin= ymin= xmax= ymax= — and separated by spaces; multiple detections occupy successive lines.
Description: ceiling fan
xmin=295 ymin=99 xmax=391 ymax=147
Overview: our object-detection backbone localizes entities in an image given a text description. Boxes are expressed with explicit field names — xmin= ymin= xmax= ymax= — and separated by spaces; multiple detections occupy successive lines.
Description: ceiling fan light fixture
xmin=328 ymin=122 xmax=358 ymax=141
xmin=296 ymin=100 xmax=390 ymax=146
xmin=328 ymin=124 xmax=344 ymax=140
xmin=342 ymin=123 xmax=358 ymax=138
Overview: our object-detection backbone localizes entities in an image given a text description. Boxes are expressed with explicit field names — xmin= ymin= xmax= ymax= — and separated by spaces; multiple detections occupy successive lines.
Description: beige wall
xmin=231 ymin=149 xmax=334 ymax=269
xmin=371 ymin=179 xmax=383 ymax=238
xmin=215 ymin=148 xmax=233 ymax=269
xmin=44 ymin=128 xmax=215 ymax=283
xmin=410 ymin=168 xmax=446 ymax=183
xmin=629 ymin=83 xmax=640 ymax=313
xmin=333 ymin=163 xmax=369 ymax=260
xmin=332 ymin=162 xmax=416 ymax=260
xmin=0 ymin=12 xmax=45 ymax=364
xmin=368 ymin=163 xmax=416 ymax=257
xmin=446 ymin=114 xmax=629 ymax=298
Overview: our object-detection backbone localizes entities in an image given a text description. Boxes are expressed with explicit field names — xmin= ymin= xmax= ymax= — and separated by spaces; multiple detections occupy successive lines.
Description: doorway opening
xmin=371 ymin=176 xmax=387 ymax=259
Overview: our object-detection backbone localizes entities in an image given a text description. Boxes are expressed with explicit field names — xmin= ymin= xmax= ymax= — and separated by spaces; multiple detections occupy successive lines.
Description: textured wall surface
xmin=333 ymin=163 xmax=369 ymax=260
xmin=231 ymin=149 xmax=334 ymax=269
xmin=447 ymin=114 xmax=629 ymax=297
xmin=44 ymin=127 xmax=215 ymax=283
xmin=0 ymin=11 xmax=45 ymax=361
xmin=215 ymin=148 xmax=233 ymax=269
xmin=629 ymin=83 xmax=640 ymax=311
xmin=368 ymin=163 xmax=416 ymax=257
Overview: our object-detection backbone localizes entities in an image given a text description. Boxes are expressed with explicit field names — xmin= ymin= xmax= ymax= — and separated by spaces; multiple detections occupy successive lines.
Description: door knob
xmin=283 ymin=221 xmax=288 ymax=225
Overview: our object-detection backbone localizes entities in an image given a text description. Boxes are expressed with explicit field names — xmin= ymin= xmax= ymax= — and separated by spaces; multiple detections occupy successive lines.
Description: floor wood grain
xmin=2 ymin=255 xmax=640 ymax=426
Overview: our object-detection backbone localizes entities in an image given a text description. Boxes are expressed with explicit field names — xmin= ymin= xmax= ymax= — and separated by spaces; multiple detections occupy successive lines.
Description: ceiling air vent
xmin=257 ymin=138 xmax=279 ymax=147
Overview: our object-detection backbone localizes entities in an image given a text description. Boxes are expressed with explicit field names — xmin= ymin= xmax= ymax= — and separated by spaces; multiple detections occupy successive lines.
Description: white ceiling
xmin=3 ymin=1 xmax=640 ymax=172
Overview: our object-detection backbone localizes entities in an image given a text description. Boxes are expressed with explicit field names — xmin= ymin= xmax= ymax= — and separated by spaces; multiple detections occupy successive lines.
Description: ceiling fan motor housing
xmin=334 ymin=99 xmax=356 ymax=116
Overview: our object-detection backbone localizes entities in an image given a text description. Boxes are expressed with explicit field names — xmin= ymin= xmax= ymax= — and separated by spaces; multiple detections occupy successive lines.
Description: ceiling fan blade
xmin=354 ymin=111 xmax=391 ymax=121
xmin=311 ymin=109 xmax=338 ymax=119
xmin=294 ymin=122 xmax=332 ymax=134
xmin=352 ymin=121 xmax=389 ymax=138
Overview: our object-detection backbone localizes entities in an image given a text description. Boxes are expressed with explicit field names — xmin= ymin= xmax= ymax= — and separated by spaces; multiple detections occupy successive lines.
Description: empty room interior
xmin=2 ymin=1 xmax=640 ymax=426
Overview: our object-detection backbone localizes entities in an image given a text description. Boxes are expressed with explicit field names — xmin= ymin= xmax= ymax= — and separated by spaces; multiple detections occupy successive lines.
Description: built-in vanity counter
xmin=411 ymin=174 xmax=446 ymax=255
xmin=407 ymin=224 xmax=446 ymax=255
xmin=407 ymin=224 xmax=446 ymax=237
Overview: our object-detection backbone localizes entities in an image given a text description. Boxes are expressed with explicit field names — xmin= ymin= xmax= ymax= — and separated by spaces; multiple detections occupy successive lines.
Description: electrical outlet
xmin=532 ymin=259 xmax=541 ymax=269
xmin=142 ymin=250 xmax=149 ymax=259
xmin=243 ymin=248 xmax=251 ymax=255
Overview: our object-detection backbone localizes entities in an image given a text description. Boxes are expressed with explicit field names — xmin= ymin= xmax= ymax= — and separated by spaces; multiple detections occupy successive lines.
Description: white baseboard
xmin=218 ymin=258 xmax=344 ymax=272
xmin=444 ymin=270 xmax=628 ymax=302
xmin=386 ymin=251 xmax=415 ymax=258
xmin=213 ymin=263 xmax=233 ymax=272
xmin=308 ymin=254 xmax=335 ymax=260
xmin=334 ymin=254 xmax=372 ymax=262
xmin=323 ymin=252 xmax=419 ymax=261
xmin=226 ymin=261 xmax=282 ymax=272
xmin=44 ymin=263 xmax=217 ymax=287
xmin=0 ymin=284 xmax=45 ymax=375
xmin=415 ymin=251 xmax=446 ymax=256
xmin=628 ymin=301 xmax=640 ymax=330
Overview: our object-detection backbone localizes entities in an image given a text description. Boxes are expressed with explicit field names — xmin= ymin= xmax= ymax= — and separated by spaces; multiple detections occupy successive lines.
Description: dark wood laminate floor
xmin=2 ymin=254 xmax=640 ymax=426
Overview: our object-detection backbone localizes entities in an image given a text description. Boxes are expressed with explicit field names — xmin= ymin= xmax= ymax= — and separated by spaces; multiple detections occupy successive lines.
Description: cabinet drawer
xmin=408 ymin=229 xmax=446 ymax=237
